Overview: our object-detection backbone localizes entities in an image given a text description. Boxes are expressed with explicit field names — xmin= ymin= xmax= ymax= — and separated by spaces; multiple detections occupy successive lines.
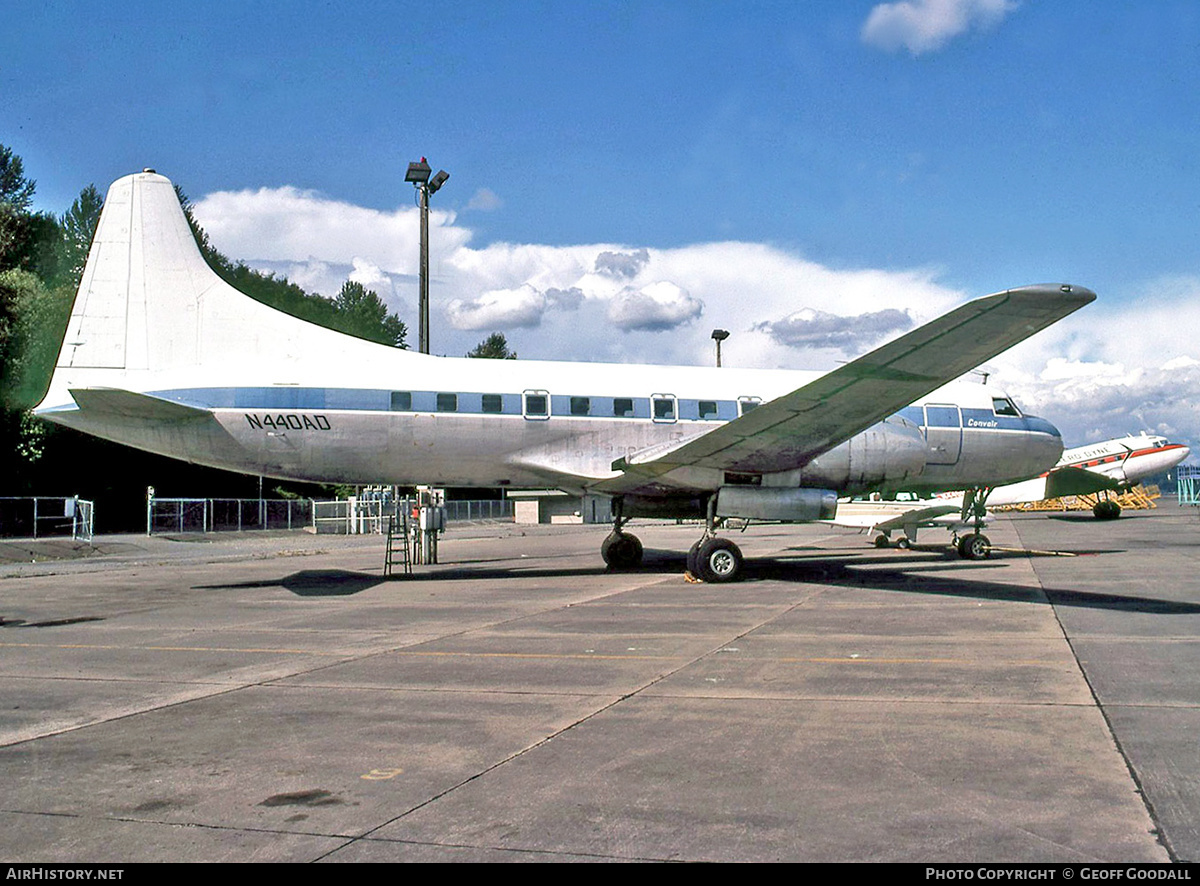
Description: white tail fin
xmin=39 ymin=171 xmax=407 ymax=411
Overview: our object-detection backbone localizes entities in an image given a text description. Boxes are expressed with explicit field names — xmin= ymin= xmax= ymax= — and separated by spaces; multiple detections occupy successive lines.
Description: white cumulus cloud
xmin=862 ymin=0 xmax=1018 ymax=55
xmin=193 ymin=186 xmax=470 ymax=273
xmin=755 ymin=307 xmax=913 ymax=353
xmin=607 ymin=281 xmax=704 ymax=332
xmin=347 ymin=257 xmax=396 ymax=298
xmin=446 ymin=284 xmax=548 ymax=330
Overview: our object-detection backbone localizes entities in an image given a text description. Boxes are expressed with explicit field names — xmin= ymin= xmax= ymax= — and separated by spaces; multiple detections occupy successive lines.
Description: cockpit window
xmin=992 ymin=397 xmax=1021 ymax=417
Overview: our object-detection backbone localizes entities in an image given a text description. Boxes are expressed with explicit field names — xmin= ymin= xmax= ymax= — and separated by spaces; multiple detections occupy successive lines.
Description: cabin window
xmin=924 ymin=405 xmax=960 ymax=427
xmin=698 ymin=400 xmax=718 ymax=419
xmin=570 ymin=396 xmax=591 ymax=416
xmin=652 ymin=396 xmax=676 ymax=422
xmin=436 ymin=392 xmax=458 ymax=412
xmin=524 ymin=390 xmax=549 ymax=419
xmin=390 ymin=391 xmax=412 ymax=411
xmin=738 ymin=397 xmax=761 ymax=416
xmin=992 ymin=397 xmax=1020 ymax=417
xmin=613 ymin=397 xmax=634 ymax=417
xmin=482 ymin=394 xmax=503 ymax=414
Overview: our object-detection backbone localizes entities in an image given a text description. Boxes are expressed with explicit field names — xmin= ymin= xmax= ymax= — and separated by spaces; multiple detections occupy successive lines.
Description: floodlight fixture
xmin=711 ymin=328 xmax=730 ymax=367
xmin=405 ymin=158 xmax=432 ymax=184
xmin=429 ymin=169 xmax=450 ymax=194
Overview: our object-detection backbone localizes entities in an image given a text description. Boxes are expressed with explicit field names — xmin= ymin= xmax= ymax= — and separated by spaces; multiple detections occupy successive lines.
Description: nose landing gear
xmin=954 ymin=487 xmax=993 ymax=560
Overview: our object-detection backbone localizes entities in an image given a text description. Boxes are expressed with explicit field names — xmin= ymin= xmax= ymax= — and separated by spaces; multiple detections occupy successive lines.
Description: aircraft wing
xmin=1044 ymin=465 xmax=1123 ymax=498
xmin=599 ymin=284 xmax=1094 ymax=492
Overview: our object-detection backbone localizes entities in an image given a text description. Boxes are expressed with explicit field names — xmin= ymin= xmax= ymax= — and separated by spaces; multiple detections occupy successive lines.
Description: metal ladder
xmin=383 ymin=511 xmax=412 ymax=577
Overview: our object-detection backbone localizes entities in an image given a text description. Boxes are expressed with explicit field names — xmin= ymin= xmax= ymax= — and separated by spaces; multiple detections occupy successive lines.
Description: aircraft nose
xmin=1024 ymin=413 xmax=1065 ymax=462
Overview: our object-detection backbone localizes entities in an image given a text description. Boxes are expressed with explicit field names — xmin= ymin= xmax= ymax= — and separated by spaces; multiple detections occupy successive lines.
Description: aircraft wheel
xmin=896 ymin=537 xmax=911 ymax=550
xmin=1093 ymin=500 xmax=1122 ymax=520
xmin=686 ymin=539 xmax=702 ymax=574
xmin=874 ymin=534 xmax=891 ymax=549
xmin=695 ymin=537 xmax=743 ymax=583
xmin=957 ymin=532 xmax=991 ymax=560
xmin=601 ymin=532 xmax=643 ymax=570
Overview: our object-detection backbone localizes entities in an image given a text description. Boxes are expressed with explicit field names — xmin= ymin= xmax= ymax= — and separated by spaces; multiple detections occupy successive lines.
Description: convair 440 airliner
xmin=35 ymin=171 xmax=1094 ymax=581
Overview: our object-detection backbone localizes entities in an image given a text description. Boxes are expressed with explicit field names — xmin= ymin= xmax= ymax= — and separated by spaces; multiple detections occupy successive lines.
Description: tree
xmin=0 ymin=146 xmax=36 ymax=268
xmin=0 ymin=269 xmax=69 ymax=411
xmin=0 ymin=269 xmax=68 ymax=475
xmin=0 ymin=145 xmax=59 ymax=277
xmin=467 ymin=332 xmax=517 ymax=359
xmin=331 ymin=280 xmax=408 ymax=348
xmin=57 ymin=184 xmax=103 ymax=289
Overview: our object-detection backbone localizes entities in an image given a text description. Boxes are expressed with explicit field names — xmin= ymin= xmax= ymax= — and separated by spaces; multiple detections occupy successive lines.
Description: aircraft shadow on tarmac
xmin=194 ymin=548 xmax=1200 ymax=614
xmin=758 ymin=551 xmax=1200 ymax=615
xmin=194 ymin=570 xmax=385 ymax=597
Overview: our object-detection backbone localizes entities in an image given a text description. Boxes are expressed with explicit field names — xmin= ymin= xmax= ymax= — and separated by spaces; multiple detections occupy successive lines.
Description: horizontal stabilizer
xmin=68 ymin=388 xmax=213 ymax=423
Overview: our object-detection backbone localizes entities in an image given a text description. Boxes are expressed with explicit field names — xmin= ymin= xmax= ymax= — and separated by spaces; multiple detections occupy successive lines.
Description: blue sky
xmin=6 ymin=1 xmax=1200 ymax=447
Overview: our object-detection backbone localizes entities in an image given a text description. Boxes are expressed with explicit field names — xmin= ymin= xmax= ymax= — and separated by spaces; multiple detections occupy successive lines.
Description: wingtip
xmin=1009 ymin=283 xmax=1097 ymax=304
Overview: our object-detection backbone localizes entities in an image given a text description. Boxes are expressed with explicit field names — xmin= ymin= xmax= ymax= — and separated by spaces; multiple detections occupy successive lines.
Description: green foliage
xmin=57 ymin=184 xmax=103 ymax=290
xmin=467 ymin=332 xmax=517 ymax=359
xmin=0 ymin=269 xmax=73 ymax=410
xmin=0 ymin=146 xmax=36 ymax=268
xmin=176 ymin=185 xmax=408 ymax=349
xmin=330 ymin=280 xmax=408 ymax=348
xmin=0 ymin=153 xmax=62 ymax=279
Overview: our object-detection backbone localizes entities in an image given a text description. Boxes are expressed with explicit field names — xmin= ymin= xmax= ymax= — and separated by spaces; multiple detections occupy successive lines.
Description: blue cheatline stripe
xmin=153 ymin=387 xmax=675 ymax=420
xmin=146 ymin=388 xmax=1059 ymax=433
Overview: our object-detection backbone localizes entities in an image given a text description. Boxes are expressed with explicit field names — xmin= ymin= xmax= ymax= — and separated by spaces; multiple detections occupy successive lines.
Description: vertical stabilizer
xmin=58 ymin=171 xmax=218 ymax=373
xmin=37 ymin=170 xmax=410 ymax=413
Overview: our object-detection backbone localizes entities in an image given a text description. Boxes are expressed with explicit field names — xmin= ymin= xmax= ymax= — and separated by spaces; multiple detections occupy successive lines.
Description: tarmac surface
xmin=1 ymin=503 xmax=1197 ymax=862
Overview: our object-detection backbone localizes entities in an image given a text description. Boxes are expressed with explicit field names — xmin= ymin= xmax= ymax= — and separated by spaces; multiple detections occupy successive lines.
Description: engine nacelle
xmin=793 ymin=415 xmax=927 ymax=494
xmin=715 ymin=486 xmax=839 ymax=522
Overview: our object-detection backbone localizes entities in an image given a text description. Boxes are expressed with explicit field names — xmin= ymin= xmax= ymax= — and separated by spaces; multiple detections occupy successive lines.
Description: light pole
xmin=711 ymin=328 xmax=730 ymax=367
xmin=405 ymin=158 xmax=450 ymax=354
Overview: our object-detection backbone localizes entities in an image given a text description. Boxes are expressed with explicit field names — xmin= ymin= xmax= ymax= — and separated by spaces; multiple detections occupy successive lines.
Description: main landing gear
xmin=954 ymin=486 xmax=993 ymax=561
xmin=685 ymin=496 xmax=744 ymax=583
xmin=687 ymin=535 xmax=744 ymax=583
xmin=601 ymin=496 xmax=746 ymax=582
xmin=1093 ymin=495 xmax=1122 ymax=520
